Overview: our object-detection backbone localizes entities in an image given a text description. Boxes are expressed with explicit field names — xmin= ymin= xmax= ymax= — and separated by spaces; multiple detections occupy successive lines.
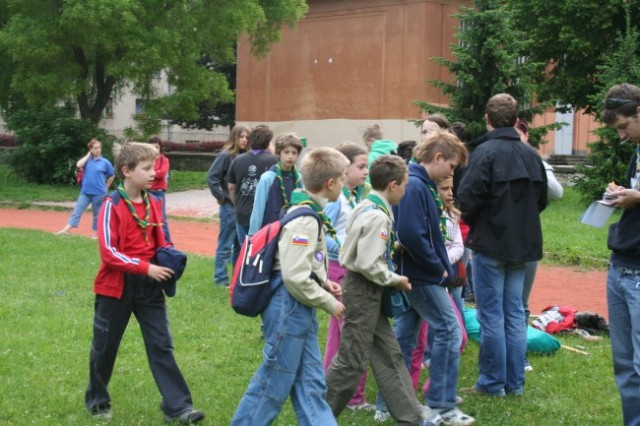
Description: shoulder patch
xmin=379 ymin=229 xmax=389 ymax=240
xmin=291 ymin=234 xmax=309 ymax=246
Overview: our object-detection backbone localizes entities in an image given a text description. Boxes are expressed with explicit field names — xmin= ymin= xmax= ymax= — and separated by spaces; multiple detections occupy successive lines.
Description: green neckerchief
xmin=426 ymin=183 xmax=449 ymax=241
xmin=366 ymin=193 xmax=397 ymax=258
xmin=289 ymin=190 xmax=338 ymax=243
xmin=117 ymin=183 xmax=161 ymax=243
xmin=275 ymin=162 xmax=302 ymax=209
xmin=342 ymin=185 xmax=364 ymax=208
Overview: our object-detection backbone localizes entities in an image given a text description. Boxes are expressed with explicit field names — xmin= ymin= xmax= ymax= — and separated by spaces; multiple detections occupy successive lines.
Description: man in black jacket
xmin=458 ymin=93 xmax=547 ymax=397
xmin=601 ymin=83 xmax=640 ymax=426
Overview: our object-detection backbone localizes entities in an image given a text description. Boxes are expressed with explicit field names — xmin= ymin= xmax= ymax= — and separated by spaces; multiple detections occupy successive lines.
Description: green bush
xmin=573 ymin=127 xmax=635 ymax=204
xmin=4 ymin=107 xmax=117 ymax=184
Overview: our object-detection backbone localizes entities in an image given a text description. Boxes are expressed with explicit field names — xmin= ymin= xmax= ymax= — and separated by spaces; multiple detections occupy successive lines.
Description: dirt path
xmin=0 ymin=207 xmax=609 ymax=319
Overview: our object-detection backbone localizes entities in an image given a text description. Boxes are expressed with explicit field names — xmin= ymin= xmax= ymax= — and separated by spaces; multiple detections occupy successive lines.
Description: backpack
xmin=230 ymin=207 xmax=322 ymax=317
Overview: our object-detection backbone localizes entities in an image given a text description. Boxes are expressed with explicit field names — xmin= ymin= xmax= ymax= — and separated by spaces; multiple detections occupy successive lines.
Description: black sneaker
xmin=164 ymin=409 xmax=205 ymax=424
xmin=90 ymin=404 xmax=112 ymax=420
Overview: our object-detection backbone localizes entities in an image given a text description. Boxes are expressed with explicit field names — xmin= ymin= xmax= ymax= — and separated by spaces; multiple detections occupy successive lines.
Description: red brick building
xmin=237 ymin=0 xmax=596 ymax=155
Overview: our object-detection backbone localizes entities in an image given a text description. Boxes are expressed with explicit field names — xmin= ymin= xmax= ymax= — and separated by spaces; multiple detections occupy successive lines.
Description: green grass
xmin=0 ymin=164 xmax=207 ymax=203
xmin=0 ymin=228 xmax=622 ymax=425
xmin=540 ymin=189 xmax=619 ymax=268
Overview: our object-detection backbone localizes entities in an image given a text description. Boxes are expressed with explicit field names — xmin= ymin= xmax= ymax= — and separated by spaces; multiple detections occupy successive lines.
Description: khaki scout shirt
xmin=339 ymin=192 xmax=404 ymax=287
xmin=276 ymin=191 xmax=337 ymax=315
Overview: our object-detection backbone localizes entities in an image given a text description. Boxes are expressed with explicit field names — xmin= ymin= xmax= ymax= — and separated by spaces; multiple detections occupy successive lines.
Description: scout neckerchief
xmin=426 ymin=182 xmax=449 ymax=241
xmin=117 ymin=183 xmax=161 ymax=243
xmin=342 ymin=185 xmax=364 ymax=208
xmin=275 ymin=162 xmax=302 ymax=209
xmin=289 ymin=190 xmax=338 ymax=243
xmin=367 ymin=193 xmax=397 ymax=259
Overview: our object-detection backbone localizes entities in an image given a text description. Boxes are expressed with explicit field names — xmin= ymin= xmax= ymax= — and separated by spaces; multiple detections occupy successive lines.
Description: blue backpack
xmin=230 ymin=207 xmax=321 ymax=317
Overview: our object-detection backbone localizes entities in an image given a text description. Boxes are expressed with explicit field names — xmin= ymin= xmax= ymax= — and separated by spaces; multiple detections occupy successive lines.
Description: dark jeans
xmin=85 ymin=274 xmax=193 ymax=417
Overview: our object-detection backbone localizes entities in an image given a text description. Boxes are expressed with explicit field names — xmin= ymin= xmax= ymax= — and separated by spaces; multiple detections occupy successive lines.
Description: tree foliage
xmin=4 ymin=107 xmax=116 ymax=184
xmin=573 ymin=3 xmax=639 ymax=204
xmin=415 ymin=0 xmax=560 ymax=145
xmin=508 ymin=0 xmax=640 ymax=112
xmin=0 ymin=0 xmax=308 ymax=125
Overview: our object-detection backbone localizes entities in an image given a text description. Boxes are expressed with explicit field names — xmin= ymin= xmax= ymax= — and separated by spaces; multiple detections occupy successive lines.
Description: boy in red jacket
xmin=85 ymin=142 xmax=203 ymax=424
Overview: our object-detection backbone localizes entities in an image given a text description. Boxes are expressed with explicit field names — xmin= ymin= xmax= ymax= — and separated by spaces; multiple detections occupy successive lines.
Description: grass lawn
xmin=0 ymin=228 xmax=622 ymax=425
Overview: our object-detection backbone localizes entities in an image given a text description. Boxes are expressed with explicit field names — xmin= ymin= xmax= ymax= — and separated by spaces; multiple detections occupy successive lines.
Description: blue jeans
xmin=406 ymin=285 xmax=462 ymax=409
xmin=522 ymin=261 xmax=538 ymax=325
xmin=230 ymin=282 xmax=337 ymax=426
xmin=214 ymin=203 xmax=238 ymax=286
xmin=234 ymin=223 xmax=250 ymax=264
xmin=68 ymin=192 xmax=105 ymax=231
xmin=473 ymin=252 xmax=527 ymax=396
xmin=607 ymin=264 xmax=640 ymax=426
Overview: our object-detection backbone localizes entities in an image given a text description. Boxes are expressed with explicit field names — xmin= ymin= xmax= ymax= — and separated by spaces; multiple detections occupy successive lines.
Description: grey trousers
xmin=326 ymin=271 xmax=423 ymax=426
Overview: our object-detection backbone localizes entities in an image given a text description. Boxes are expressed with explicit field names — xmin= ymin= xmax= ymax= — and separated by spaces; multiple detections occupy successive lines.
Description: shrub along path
xmin=0 ymin=205 xmax=608 ymax=319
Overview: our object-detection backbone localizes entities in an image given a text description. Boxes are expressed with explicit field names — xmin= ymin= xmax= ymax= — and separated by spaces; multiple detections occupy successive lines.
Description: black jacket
xmin=458 ymin=127 xmax=548 ymax=262
xmin=608 ymin=151 xmax=640 ymax=267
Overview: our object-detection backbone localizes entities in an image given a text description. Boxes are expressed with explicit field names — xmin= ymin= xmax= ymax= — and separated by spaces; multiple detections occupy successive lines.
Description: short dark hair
xmin=274 ymin=133 xmax=303 ymax=155
xmin=602 ymin=83 xmax=640 ymax=125
xmin=449 ymin=122 xmax=470 ymax=143
xmin=248 ymin=125 xmax=273 ymax=150
xmin=369 ymin=155 xmax=407 ymax=191
xmin=396 ymin=140 xmax=417 ymax=163
xmin=147 ymin=136 xmax=162 ymax=152
xmin=485 ymin=93 xmax=518 ymax=128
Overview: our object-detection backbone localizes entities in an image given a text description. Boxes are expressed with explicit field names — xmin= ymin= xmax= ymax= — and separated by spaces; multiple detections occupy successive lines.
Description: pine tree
xmin=415 ymin=0 xmax=559 ymax=146
xmin=573 ymin=3 xmax=640 ymax=204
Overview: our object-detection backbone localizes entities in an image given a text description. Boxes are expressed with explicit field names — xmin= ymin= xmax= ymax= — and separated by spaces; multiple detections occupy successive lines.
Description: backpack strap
xmin=280 ymin=206 xmax=322 ymax=238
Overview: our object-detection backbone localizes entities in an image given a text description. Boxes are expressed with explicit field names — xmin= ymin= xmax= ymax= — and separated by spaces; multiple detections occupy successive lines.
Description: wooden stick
xmin=562 ymin=345 xmax=590 ymax=355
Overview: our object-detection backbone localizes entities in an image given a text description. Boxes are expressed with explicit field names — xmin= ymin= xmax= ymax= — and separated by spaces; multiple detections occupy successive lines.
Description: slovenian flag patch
xmin=379 ymin=229 xmax=389 ymax=240
xmin=292 ymin=234 xmax=309 ymax=246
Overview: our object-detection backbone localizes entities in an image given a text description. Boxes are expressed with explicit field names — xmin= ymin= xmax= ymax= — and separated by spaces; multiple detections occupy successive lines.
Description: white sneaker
xmin=347 ymin=402 xmax=375 ymax=411
xmin=374 ymin=410 xmax=391 ymax=423
xmin=437 ymin=407 xmax=475 ymax=426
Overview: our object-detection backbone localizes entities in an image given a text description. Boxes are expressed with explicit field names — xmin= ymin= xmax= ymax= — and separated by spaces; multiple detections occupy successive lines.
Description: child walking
xmin=85 ymin=142 xmax=203 ymax=424
xmin=326 ymin=155 xmax=428 ymax=426
xmin=230 ymin=147 xmax=348 ymax=426
xmin=394 ymin=130 xmax=474 ymax=425
xmin=248 ymin=133 xmax=304 ymax=234
xmin=322 ymin=142 xmax=373 ymax=411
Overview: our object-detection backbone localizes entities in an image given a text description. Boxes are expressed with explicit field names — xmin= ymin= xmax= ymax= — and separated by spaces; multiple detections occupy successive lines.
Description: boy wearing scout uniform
xmin=326 ymin=155 xmax=427 ymax=426
xmin=231 ymin=148 xmax=348 ymax=426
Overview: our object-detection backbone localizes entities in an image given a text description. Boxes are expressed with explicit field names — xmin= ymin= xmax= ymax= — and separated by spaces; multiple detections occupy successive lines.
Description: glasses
xmin=603 ymin=98 xmax=637 ymax=109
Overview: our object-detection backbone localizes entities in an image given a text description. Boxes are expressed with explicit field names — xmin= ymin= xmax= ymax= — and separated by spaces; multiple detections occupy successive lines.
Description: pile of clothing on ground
xmin=531 ymin=305 xmax=609 ymax=342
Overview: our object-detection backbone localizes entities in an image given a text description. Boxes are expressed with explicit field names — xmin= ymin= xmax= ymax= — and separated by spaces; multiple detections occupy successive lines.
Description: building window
xmin=135 ymin=99 xmax=145 ymax=115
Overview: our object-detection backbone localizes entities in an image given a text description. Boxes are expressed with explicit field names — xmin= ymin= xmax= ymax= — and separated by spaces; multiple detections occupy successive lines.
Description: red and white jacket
xmin=94 ymin=191 xmax=169 ymax=298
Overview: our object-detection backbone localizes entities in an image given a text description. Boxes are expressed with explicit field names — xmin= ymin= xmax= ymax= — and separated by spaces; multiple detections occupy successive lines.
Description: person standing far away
xmin=458 ymin=93 xmax=547 ymax=398
xmin=226 ymin=125 xmax=277 ymax=261
xmin=56 ymin=138 xmax=115 ymax=239
xmin=363 ymin=124 xmax=398 ymax=180
xmin=147 ymin=136 xmax=172 ymax=242
xmin=601 ymin=83 xmax=640 ymax=426
xmin=207 ymin=125 xmax=249 ymax=287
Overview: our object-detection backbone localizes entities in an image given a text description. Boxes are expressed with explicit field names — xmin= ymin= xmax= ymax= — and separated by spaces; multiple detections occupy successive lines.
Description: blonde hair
xmin=413 ymin=130 xmax=468 ymax=167
xmin=300 ymin=147 xmax=349 ymax=192
xmin=438 ymin=177 xmax=461 ymax=220
xmin=362 ymin=124 xmax=383 ymax=144
xmin=224 ymin=125 xmax=250 ymax=156
xmin=114 ymin=142 xmax=158 ymax=180
xmin=274 ymin=133 xmax=303 ymax=155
